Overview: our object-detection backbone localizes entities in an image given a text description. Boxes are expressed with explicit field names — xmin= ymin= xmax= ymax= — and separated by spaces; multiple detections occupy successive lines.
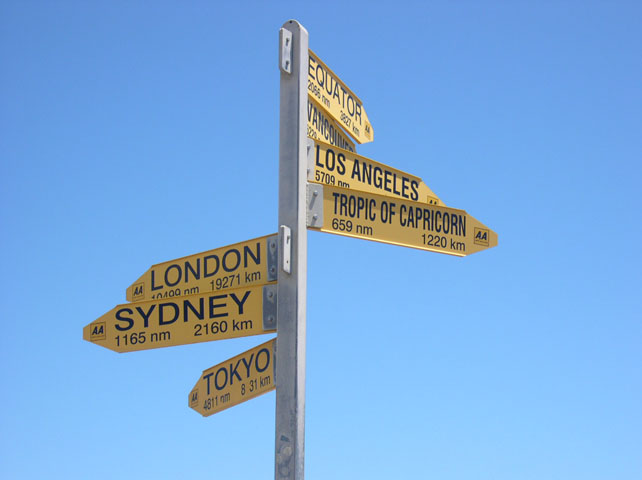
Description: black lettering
xmin=372 ymin=166 xmax=382 ymax=188
xmin=230 ymin=290 xmax=251 ymax=314
xmin=255 ymin=348 xmax=270 ymax=373
xmin=351 ymin=159 xmax=362 ymax=182
xmin=401 ymin=177 xmax=410 ymax=199
xmin=150 ymin=270 xmax=162 ymax=291
xmin=209 ymin=295 xmax=228 ymax=318
xmin=164 ymin=264 xmax=181 ymax=287
xmin=222 ymin=249 xmax=240 ymax=272
xmin=184 ymin=297 xmax=205 ymax=322
xmin=115 ymin=308 xmax=134 ymax=331
xmin=241 ymin=354 xmax=254 ymax=377
xmin=410 ymin=181 xmax=419 ymax=201
xmin=214 ymin=367 xmax=228 ymax=390
xmin=229 ymin=360 xmax=242 ymax=385
xmin=158 ymin=302 xmax=179 ymax=326
xmin=185 ymin=259 xmax=200 ymax=283
xmin=392 ymin=173 xmax=401 ymax=195
xmin=243 ymin=242 xmax=261 ymax=268
xmin=203 ymin=372 xmax=213 ymax=395
xmin=384 ymin=170 xmax=392 ymax=193
xmin=204 ymin=254 xmax=220 ymax=278
xmin=337 ymin=153 xmax=346 ymax=175
xmin=135 ymin=305 xmax=156 ymax=328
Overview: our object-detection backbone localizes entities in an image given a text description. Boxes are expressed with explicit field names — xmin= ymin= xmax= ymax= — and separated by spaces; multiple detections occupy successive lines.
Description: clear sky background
xmin=1 ymin=1 xmax=640 ymax=479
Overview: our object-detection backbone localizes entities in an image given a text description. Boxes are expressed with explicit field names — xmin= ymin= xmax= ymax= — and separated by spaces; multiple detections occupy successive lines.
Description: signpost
xmin=189 ymin=338 xmax=276 ymax=417
xmin=308 ymin=50 xmax=373 ymax=144
xmin=126 ymin=234 xmax=278 ymax=302
xmin=83 ymin=18 xmax=498 ymax=480
xmin=84 ymin=284 xmax=277 ymax=353
xmin=308 ymin=139 xmax=442 ymax=206
xmin=307 ymin=183 xmax=497 ymax=256
xmin=275 ymin=20 xmax=309 ymax=480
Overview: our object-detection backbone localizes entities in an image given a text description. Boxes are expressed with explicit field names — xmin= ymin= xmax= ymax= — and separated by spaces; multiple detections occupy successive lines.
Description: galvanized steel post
xmin=275 ymin=20 xmax=308 ymax=480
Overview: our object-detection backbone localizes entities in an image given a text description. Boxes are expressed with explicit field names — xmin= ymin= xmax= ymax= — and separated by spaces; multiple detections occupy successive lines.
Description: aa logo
xmin=189 ymin=389 xmax=199 ymax=407
xmin=474 ymin=228 xmax=489 ymax=246
xmin=131 ymin=282 xmax=145 ymax=301
xmin=90 ymin=322 xmax=106 ymax=341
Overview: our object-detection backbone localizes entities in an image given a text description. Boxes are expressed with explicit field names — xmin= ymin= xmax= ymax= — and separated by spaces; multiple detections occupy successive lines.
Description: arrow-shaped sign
xmin=126 ymin=234 xmax=277 ymax=303
xmin=308 ymin=49 xmax=373 ymax=144
xmin=84 ymin=284 xmax=276 ymax=353
xmin=308 ymin=139 xmax=442 ymax=206
xmin=307 ymin=184 xmax=497 ymax=256
xmin=189 ymin=338 xmax=276 ymax=417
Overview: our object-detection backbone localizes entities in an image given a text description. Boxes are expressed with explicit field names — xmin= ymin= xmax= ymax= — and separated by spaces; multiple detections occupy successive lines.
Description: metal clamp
xmin=262 ymin=284 xmax=277 ymax=330
xmin=306 ymin=184 xmax=324 ymax=228
xmin=279 ymin=28 xmax=293 ymax=74
xmin=280 ymin=225 xmax=292 ymax=274
xmin=267 ymin=234 xmax=278 ymax=282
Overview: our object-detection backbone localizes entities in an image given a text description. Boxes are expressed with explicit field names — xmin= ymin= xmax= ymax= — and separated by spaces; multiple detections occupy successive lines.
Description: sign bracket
xmin=306 ymin=184 xmax=324 ymax=228
xmin=279 ymin=28 xmax=293 ymax=74
xmin=267 ymin=233 xmax=279 ymax=282
xmin=280 ymin=225 xmax=292 ymax=274
xmin=263 ymin=284 xmax=277 ymax=330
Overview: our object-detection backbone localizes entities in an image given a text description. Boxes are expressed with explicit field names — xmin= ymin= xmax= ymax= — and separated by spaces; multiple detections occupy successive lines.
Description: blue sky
xmin=1 ymin=1 xmax=640 ymax=479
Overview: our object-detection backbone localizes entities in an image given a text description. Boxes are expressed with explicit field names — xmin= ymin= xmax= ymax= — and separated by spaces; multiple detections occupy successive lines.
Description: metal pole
xmin=275 ymin=20 xmax=308 ymax=480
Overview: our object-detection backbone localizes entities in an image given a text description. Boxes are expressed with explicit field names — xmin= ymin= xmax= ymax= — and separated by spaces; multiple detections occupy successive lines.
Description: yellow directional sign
xmin=308 ymin=98 xmax=356 ymax=152
xmin=126 ymin=234 xmax=277 ymax=302
xmin=308 ymin=139 xmax=442 ymax=206
xmin=308 ymin=50 xmax=373 ymax=144
xmin=307 ymin=184 xmax=497 ymax=256
xmin=83 ymin=284 xmax=277 ymax=353
xmin=189 ymin=339 xmax=275 ymax=417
